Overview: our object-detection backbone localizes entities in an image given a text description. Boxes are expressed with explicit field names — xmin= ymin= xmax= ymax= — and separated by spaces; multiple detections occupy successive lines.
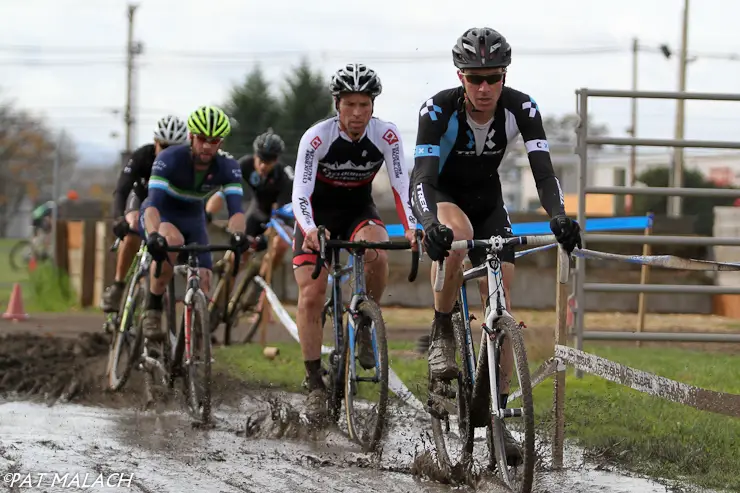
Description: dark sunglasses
xmin=463 ymin=73 xmax=505 ymax=85
xmin=159 ymin=143 xmax=171 ymax=150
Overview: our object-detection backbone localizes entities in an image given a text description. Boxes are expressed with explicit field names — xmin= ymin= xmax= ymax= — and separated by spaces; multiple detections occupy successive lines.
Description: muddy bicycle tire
xmin=184 ymin=291 xmax=213 ymax=424
xmin=106 ymin=274 xmax=145 ymax=392
xmin=484 ymin=317 xmax=535 ymax=493
xmin=430 ymin=301 xmax=475 ymax=473
xmin=344 ymin=299 xmax=389 ymax=452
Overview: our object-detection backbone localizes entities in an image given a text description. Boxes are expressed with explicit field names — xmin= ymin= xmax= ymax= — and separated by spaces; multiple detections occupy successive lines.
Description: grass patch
xmin=216 ymin=341 xmax=740 ymax=491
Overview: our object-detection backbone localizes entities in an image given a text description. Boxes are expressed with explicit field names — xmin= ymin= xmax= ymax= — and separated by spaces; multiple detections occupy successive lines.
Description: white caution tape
xmin=253 ymin=276 xmax=426 ymax=412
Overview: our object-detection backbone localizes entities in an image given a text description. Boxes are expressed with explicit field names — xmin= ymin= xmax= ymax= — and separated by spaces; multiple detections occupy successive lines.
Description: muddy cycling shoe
xmin=357 ymin=324 xmax=376 ymax=370
xmin=141 ymin=309 xmax=164 ymax=342
xmin=500 ymin=422 xmax=524 ymax=467
xmin=305 ymin=387 xmax=328 ymax=422
xmin=100 ymin=283 xmax=124 ymax=313
xmin=428 ymin=317 xmax=458 ymax=381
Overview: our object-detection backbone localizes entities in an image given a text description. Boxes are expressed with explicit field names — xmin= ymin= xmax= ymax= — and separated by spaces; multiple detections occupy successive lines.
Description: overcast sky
xmin=2 ymin=0 xmax=740 ymax=166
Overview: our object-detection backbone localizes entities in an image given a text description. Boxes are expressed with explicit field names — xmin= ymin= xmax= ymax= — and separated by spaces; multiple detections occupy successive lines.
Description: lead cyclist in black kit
xmin=410 ymin=27 xmax=582 ymax=461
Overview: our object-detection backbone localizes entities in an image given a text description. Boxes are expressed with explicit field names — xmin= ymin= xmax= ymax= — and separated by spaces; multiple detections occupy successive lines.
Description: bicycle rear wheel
xmin=430 ymin=300 xmax=475 ymax=474
xmin=344 ymin=299 xmax=388 ymax=452
xmin=484 ymin=317 xmax=535 ymax=493
xmin=106 ymin=274 xmax=145 ymax=391
xmin=184 ymin=290 xmax=212 ymax=423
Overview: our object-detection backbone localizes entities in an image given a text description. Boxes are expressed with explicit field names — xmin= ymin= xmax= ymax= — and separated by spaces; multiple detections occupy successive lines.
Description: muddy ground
xmin=0 ymin=314 xmax=714 ymax=493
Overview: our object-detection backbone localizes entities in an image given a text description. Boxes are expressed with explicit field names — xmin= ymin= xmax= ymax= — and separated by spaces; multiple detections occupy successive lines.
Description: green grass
xmin=215 ymin=342 xmax=740 ymax=492
xmin=0 ymin=239 xmax=77 ymax=313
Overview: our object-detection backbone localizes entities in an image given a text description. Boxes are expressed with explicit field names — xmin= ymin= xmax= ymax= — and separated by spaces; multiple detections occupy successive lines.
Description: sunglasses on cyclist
xmin=194 ymin=134 xmax=223 ymax=145
xmin=463 ymin=73 xmax=505 ymax=85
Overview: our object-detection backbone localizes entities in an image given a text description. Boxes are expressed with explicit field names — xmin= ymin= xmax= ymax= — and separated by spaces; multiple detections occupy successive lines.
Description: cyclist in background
xmin=205 ymin=129 xmax=294 ymax=269
xmin=100 ymin=115 xmax=189 ymax=312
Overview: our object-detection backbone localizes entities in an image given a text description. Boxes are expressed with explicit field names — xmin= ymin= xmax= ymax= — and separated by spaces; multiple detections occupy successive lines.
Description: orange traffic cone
xmin=28 ymin=255 xmax=37 ymax=272
xmin=3 ymin=283 xmax=29 ymax=321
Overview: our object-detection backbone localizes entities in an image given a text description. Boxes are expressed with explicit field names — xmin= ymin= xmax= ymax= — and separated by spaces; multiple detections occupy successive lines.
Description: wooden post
xmin=54 ymin=220 xmax=69 ymax=275
xmin=552 ymin=246 xmax=570 ymax=470
xmin=81 ymin=220 xmax=97 ymax=307
xmin=636 ymin=212 xmax=654 ymax=347
xmin=258 ymin=229 xmax=277 ymax=348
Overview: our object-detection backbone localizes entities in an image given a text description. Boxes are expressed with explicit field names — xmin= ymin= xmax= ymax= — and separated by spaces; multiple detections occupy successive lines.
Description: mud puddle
xmin=0 ymin=330 xmax=717 ymax=492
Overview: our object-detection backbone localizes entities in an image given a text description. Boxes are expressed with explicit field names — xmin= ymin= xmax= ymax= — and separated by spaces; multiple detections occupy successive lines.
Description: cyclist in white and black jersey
xmin=292 ymin=63 xmax=418 ymax=419
xmin=410 ymin=27 xmax=582 ymax=464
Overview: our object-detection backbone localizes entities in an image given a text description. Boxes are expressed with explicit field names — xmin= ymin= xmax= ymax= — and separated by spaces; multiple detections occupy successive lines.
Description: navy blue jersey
xmin=144 ymin=145 xmax=243 ymax=217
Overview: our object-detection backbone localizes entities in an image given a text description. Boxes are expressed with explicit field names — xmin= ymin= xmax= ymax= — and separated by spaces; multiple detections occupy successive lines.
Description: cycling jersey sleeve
xmin=112 ymin=149 xmax=144 ymax=217
xmin=378 ymin=123 xmax=416 ymax=230
xmin=146 ymin=150 xmax=176 ymax=211
xmin=238 ymin=155 xmax=256 ymax=203
xmin=276 ymin=165 xmax=294 ymax=208
xmin=218 ymin=159 xmax=245 ymax=218
xmin=410 ymin=93 xmax=455 ymax=230
xmin=514 ymin=95 xmax=565 ymax=217
xmin=292 ymin=128 xmax=326 ymax=233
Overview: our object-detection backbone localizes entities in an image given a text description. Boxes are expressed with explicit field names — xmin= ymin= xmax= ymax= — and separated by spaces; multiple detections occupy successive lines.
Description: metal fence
xmin=573 ymin=88 xmax=740 ymax=358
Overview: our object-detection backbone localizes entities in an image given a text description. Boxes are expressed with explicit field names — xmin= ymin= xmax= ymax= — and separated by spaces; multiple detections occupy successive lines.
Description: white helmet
xmin=329 ymin=63 xmax=382 ymax=99
xmin=153 ymin=115 xmax=188 ymax=145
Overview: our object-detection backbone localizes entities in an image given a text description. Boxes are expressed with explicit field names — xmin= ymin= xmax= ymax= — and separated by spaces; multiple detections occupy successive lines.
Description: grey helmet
xmin=329 ymin=63 xmax=382 ymax=99
xmin=452 ymin=28 xmax=512 ymax=69
xmin=253 ymin=129 xmax=285 ymax=161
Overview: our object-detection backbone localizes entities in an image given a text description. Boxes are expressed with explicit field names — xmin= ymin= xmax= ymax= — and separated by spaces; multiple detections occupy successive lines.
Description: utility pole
xmin=628 ymin=37 xmax=639 ymax=213
xmin=669 ymin=0 xmax=690 ymax=217
xmin=124 ymin=4 xmax=140 ymax=155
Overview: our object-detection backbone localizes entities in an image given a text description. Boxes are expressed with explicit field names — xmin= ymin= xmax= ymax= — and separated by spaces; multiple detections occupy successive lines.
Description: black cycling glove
xmin=549 ymin=215 xmax=582 ymax=253
xmin=423 ymin=223 xmax=454 ymax=262
xmin=112 ymin=217 xmax=130 ymax=240
xmin=230 ymin=231 xmax=249 ymax=253
xmin=146 ymin=232 xmax=168 ymax=261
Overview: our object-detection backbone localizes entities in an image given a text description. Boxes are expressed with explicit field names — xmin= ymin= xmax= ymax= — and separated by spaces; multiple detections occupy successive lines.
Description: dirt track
xmin=0 ymin=313 xmax=711 ymax=493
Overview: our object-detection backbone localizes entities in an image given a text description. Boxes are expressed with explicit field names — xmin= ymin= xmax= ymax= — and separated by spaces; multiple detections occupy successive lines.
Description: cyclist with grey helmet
xmin=101 ymin=115 xmax=189 ymax=312
xmin=410 ymin=27 xmax=583 ymax=464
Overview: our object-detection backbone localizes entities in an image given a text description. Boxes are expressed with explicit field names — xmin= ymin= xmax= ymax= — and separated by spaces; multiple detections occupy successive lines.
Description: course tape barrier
xmin=573 ymin=247 xmax=740 ymax=271
xmin=555 ymin=345 xmax=740 ymax=418
xmin=252 ymin=276 xmax=426 ymax=412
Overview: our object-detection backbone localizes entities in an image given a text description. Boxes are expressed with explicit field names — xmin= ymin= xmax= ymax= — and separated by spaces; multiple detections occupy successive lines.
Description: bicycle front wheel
xmin=485 ymin=316 xmax=535 ymax=493
xmin=106 ymin=274 xmax=145 ymax=391
xmin=344 ymin=299 xmax=389 ymax=452
xmin=184 ymin=290 xmax=212 ymax=424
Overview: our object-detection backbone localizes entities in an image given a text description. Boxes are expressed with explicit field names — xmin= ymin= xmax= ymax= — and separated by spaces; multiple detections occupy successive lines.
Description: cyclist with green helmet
xmin=138 ymin=105 xmax=249 ymax=341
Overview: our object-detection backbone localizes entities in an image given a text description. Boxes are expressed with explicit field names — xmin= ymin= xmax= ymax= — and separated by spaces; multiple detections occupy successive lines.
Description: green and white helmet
xmin=187 ymin=105 xmax=231 ymax=138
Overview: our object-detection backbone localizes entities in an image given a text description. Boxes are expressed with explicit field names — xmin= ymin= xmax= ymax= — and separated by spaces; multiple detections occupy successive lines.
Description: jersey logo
xmin=419 ymin=98 xmax=442 ymax=121
xmin=522 ymin=97 xmax=538 ymax=118
xmin=283 ymin=166 xmax=295 ymax=180
xmin=465 ymin=130 xmax=474 ymax=150
xmin=249 ymin=171 xmax=261 ymax=186
xmin=310 ymin=136 xmax=322 ymax=150
xmin=382 ymin=129 xmax=399 ymax=145
xmin=485 ymin=128 xmax=496 ymax=150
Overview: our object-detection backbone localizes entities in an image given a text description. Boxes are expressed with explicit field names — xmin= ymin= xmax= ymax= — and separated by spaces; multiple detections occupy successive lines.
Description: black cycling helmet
xmin=253 ymin=129 xmax=285 ymax=161
xmin=452 ymin=27 xmax=512 ymax=70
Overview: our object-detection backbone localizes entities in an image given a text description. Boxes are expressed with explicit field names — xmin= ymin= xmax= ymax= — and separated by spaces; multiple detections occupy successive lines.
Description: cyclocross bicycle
xmin=105 ymin=230 xmax=149 ymax=392
xmin=430 ymin=234 xmax=555 ymax=493
xmin=208 ymin=204 xmax=295 ymax=345
xmin=311 ymin=225 xmax=421 ymax=452
xmin=141 ymin=242 xmax=241 ymax=424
